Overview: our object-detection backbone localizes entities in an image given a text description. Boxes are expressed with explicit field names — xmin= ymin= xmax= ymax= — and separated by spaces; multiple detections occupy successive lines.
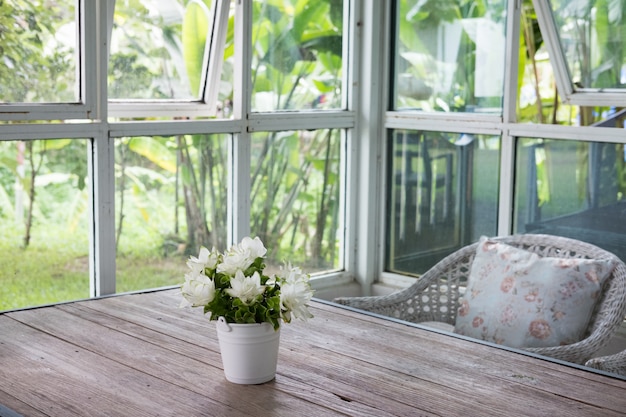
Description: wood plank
xmin=0 ymin=392 xmax=48 ymax=417
xmin=280 ymin=319 xmax=625 ymax=416
xmin=285 ymin=301 xmax=626 ymax=414
xmin=0 ymin=316 xmax=233 ymax=417
xmin=64 ymin=291 xmax=223 ymax=354
xmin=73 ymin=289 xmax=626 ymax=414
xmin=7 ymin=303 xmax=391 ymax=417
xmin=74 ymin=290 xmax=626 ymax=416
xmin=59 ymin=300 xmax=417 ymax=417
xmin=53 ymin=297 xmax=449 ymax=416
xmin=314 ymin=299 xmax=626 ymax=387
xmin=59 ymin=303 xmax=433 ymax=416
xmin=2 ymin=289 xmax=624 ymax=416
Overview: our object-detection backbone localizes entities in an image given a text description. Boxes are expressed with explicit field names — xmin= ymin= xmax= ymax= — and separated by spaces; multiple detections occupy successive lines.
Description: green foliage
xmin=521 ymin=0 xmax=626 ymax=125
xmin=242 ymin=1 xmax=344 ymax=270
xmin=0 ymin=222 xmax=88 ymax=311
xmin=396 ymin=0 xmax=507 ymax=112
xmin=204 ymin=269 xmax=282 ymax=330
xmin=183 ymin=0 xmax=211 ymax=95
xmin=108 ymin=54 xmax=157 ymax=98
xmin=128 ymin=137 xmax=177 ymax=173
xmin=250 ymin=129 xmax=341 ymax=269
xmin=0 ymin=139 xmax=88 ymax=229
xmin=0 ymin=0 xmax=344 ymax=310
xmin=108 ymin=0 xmax=191 ymax=99
xmin=557 ymin=0 xmax=624 ymax=89
xmin=0 ymin=0 xmax=75 ymax=102
xmin=251 ymin=0 xmax=343 ymax=109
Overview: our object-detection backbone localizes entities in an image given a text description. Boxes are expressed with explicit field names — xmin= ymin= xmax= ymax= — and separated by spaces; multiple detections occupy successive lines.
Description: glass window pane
xmin=250 ymin=129 xmax=343 ymax=273
xmin=386 ymin=130 xmax=500 ymax=275
xmin=251 ymin=0 xmax=344 ymax=111
xmin=393 ymin=0 xmax=506 ymax=113
xmin=0 ymin=139 xmax=89 ymax=311
xmin=519 ymin=3 xmax=565 ymax=125
xmin=549 ymin=0 xmax=626 ymax=91
xmin=115 ymin=134 xmax=229 ymax=292
xmin=518 ymin=3 xmax=626 ymax=127
xmin=109 ymin=1 xmax=209 ymax=100
xmin=514 ymin=137 xmax=626 ymax=262
xmin=0 ymin=0 xmax=77 ymax=103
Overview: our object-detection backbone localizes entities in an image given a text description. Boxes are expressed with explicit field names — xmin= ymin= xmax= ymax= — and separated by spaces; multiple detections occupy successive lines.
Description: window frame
xmin=377 ymin=0 xmax=626 ymax=289
xmin=3 ymin=0 xmax=625 ymax=306
xmin=106 ymin=0 xmax=230 ymax=118
xmin=0 ymin=0 xmax=358 ymax=301
xmin=0 ymin=0 xmax=97 ymax=121
xmin=532 ymin=0 xmax=626 ymax=106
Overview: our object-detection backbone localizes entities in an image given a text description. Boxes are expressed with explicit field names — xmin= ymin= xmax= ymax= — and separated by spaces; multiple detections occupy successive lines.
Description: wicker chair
xmin=585 ymin=349 xmax=626 ymax=376
xmin=334 ymin=234 xmax=626 ymax=365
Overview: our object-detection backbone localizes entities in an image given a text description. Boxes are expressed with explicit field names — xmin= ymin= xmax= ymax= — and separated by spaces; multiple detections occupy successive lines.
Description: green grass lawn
xmin=0 ymin=223 xmax=186 ymax=311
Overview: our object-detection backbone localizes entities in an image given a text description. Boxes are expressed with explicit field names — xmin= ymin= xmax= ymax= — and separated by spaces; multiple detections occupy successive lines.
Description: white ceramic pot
xmin=215 ymin=316 xmax=281 ymax=384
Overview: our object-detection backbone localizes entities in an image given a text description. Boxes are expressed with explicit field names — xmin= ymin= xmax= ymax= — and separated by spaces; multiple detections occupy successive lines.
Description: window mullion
xmin=90 ymin=0 xmax=115 ymax=297
xmin=496 ymin=0 xmax=523 ymax=236
xmin=90 ymin=132 xmax=116 ymax=297
xmin=247 ymin=111 xmax=355 ymax=131
xmin=81 ymin=0 xmax=97 ymax=114
xmin=229 ymin=0 xmax=253 ymax=245
xmin=353 ymin=0 xmax=386 ymax=294
xmin=502 ymin=0 xmax=521 ymax=124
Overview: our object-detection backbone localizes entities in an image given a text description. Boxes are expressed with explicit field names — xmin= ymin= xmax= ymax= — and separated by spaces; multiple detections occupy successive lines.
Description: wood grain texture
xmin=1 ymin=289 xmax=624 ymax=417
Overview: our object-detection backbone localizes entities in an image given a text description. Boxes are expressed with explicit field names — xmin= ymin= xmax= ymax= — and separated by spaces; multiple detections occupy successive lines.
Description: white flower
xmin=225 ymin=270 xmax=266 ymax=305
xmin=218 ymin=237 xmax=267 ymax=275
xmin=280 ymin=280 xmax=314 ymax=322
xmin=180 ymin=270 xmax=216 ymax=308
xmin=277 ymin=263 xmax=313 ymax=322
xmin=179 ymin=237 xmax=313 ymax=328
xmin=186 ymin=246 xmax=219 ymax=274
xmin=280 ymin=263 xmax=307 ymax=284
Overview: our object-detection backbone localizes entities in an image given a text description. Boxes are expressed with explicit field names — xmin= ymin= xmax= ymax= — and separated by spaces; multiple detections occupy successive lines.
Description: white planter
xmin=215 ymin=316 xmax=281 ymax=384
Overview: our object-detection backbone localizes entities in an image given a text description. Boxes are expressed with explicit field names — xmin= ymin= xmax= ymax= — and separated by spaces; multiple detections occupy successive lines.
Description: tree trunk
xmin=115 ymin=143 xmax=126 ymax=252
xmin=23 ymin=141 xmax=45 ymax=248
xmin=180 ymin=138 xmax=211 ymax=254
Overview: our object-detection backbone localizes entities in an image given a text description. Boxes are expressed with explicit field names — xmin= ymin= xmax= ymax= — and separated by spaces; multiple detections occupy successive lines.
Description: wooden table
xmin=1 ymin=289 xmax=624 ymax=416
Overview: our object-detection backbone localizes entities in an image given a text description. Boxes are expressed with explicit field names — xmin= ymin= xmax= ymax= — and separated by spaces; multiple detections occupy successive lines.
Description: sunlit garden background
xmin=1 ymin=0 xmax=625 ymax=310
xmin=1 ymin=0 xmax=344 ymax=310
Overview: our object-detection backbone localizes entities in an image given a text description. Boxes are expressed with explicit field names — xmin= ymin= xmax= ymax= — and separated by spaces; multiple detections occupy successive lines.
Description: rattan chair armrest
xmin=585 ymin=348 xmax=626 ymax=377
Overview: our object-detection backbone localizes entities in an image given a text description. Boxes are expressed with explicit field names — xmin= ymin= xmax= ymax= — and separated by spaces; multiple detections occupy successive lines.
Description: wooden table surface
xmin=1 ymin=288 xmax=624 ymax=416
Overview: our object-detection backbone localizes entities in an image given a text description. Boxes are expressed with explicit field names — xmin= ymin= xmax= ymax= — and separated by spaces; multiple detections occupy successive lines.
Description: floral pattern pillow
xmin=454 ymin=237 xmax=615 ymax=348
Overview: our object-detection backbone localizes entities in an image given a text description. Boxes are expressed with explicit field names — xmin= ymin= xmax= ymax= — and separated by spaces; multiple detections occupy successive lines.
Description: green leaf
xmin=312 ymin=79 xmax=334 ymax=94
xmin=293 ymin=2 xmax=326 ymax=41
xmin=183 ymin=0 xmax=211 ymax=96
xmin=128 ymin=137 xmax=177 ymax=173
xmin=38 ymin=139 xmax=71 ymax=151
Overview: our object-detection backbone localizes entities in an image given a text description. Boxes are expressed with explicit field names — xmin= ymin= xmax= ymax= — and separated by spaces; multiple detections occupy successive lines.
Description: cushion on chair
xmin=454 ymin=236 xmax=615 ymax=349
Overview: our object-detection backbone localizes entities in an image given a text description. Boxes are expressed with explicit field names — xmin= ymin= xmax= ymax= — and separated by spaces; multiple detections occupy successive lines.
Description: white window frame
xmin=373 ymin=0 xmax=626 ymax=291
xmin=532 ymin=0 xmax=626 ymax=107
xmin=0 ymin=1 xmax=97 ymax=121
xmin=106 ymin=0 xmax=229 ymax=118
xmin=4 ymin=0 xmax=624 ymax=302
xmin=0 ymin=0 xmax=361 ymax=299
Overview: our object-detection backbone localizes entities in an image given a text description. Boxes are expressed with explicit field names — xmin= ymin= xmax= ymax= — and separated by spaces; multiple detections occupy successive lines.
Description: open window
xmin=107 ymin=0 xmax=231 ymax=119
xmin=533 ymin=0 xmax=626 ymax=106
xmin=0 ymin=0 xmax=94 ymax=120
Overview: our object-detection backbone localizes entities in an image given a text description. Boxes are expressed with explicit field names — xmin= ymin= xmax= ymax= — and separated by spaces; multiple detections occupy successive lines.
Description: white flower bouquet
xmin=180 ymin=236 xmax=314 ymax=330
